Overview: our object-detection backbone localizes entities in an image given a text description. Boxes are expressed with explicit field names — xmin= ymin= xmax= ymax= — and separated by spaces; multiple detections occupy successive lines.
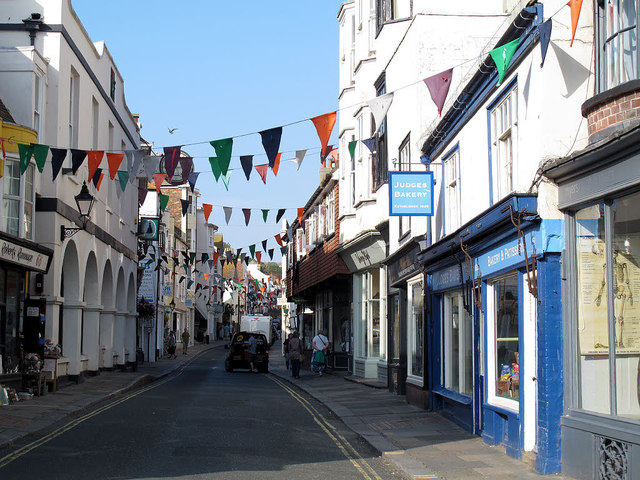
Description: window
xmin=398 ymin=136 xmax=411 ymax=238
xmin=443 ymin=148 xmax=461 ymax=234
xmin=110 ymin=68 xmax=116 ymax=101
xmin=598 ymin=0 xmax=639 ymax=91
xmin=487 ymin=274 xmax=520 ymax=408
xmin=376 ymin=0 xmax=395 ymax=32
xmin=350 ymin=14 xmax=356 ymax=85
xmin=443 ymin=291 xmax=473 ymax=395
xmin=326 ymin=190 xmax=335 ymax=235
xmin=308 ymin=210 xmax=318 ymax=245
xmin=368 ymin=0 xmax=376 ymax=53
xmin=408 ymin=276 xmax=424 ymax=380
xmin=364 ymin=269 xmax=381 ymax=358
xmin=296 ymin=228 xmax=304 ymax=260
xmin=33 ymin=71 xmax=44 ymax=138
xmin=350 ymin=133 xmax=357 ymax=208
xmin=489 ymin=84 xmax=517 ymax=203
xmin=69 ymin=68 xmax=80 ymax=149
xmin=574 ymin=191 xmax=640 ymax=419
xmin=3 ymin=159 xmax=34 ymax=239
xmin=373 ymin=75 xmax=388 ymax=190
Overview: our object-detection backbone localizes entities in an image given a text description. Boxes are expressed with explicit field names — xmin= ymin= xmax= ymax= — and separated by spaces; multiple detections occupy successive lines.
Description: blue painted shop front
xmin=420 ymin=194 xmax=565 ymax=473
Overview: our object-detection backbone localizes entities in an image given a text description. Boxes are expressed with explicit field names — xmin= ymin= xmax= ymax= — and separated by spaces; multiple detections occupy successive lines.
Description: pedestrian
xmin=224 ymin=323 xmax=230 ymax=339
xmin=247 ymin=334 xmax=258 ymax=373
xmin=289 ymin=331 xmax=303 ymax=379
xmin=283 ymin=333 xmax=292 ymax=370
xmin=312 ymin=329 xmax=329 ymax=376
xmin=181 ymin=327 xmax=190 ymax=355
xmin=167 ymin=331 xmax=177 ymax=359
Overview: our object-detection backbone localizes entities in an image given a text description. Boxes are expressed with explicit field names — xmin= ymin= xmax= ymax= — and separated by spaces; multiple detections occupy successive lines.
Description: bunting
xmin=224 ymin=206 xmax=233 ymax=224
xmin=262 ymin=209 xmax=269 ymax=223
xmin=32 ymin=144 xmax=49 ymax=173
xmin=87 ymin=150 xmax=104 ymax=181
xmin=179 ymin=156 xmax=193 ymax=181
xmin=275 ymin=234 xmax=283 ymax=247
xmin=348 ymin=140 xmax=357 ymax=162
xmin=188 ymin=172 xmax=199 ymax=192
xmin=51 ymin=148 xmax=67 ymax=181
xmin=107 ymin=152 xmax=124 ymax=180
xmin=138 ymin=186 xmax=148 ymax=206
xmin=240 ymin=155 xmax=253 ymax=180
xmin=268 ymin=248 xmax=274 ymax=260
xmin=297 ymin=207 xmax=304 ymax=224
xmin=276 ymin=209 xmax=286 ymax=224
xmin=163 ymin=146 xmax=181 ymax=181
xmin=143 ymin=154 xmax=160 ymax=182
xmin=539 ymin=19 xmax=552 ymax=68
xmin=242 ymin=208 xmax=251 ymax=226
xmin=423 ymin=69 xmax=453 ymax=116
xmin=181 ymin=199 xmax=190 ymax=216
xmin=259 ymin=127 xmax=282 ymax=169
xmin=159 ymin=193 xmax=169 ymax=212
xmin=203 ymin=203 xmax=213 ymax=222
xmin=71 ymin=148 xmax=87 ymax=175
xmin=18 ymin=144 xmax=33 ymax=174
xmin=272 ymin=152 xmax=281 ymax=176
xmin=117 ymin=171 xmax=129 ymax=192
xmin=255 ymin=164 xmax=269 ymax=184
xmin=362 ymin=137 xmax=376 ymax=154
xmin=256 ymin=251 xmax=262 ymax=264
xmin=209 ymin=157 xmax=222 ymax=181
xmin=311 ymin=112 xmax=336 ymax=164
xmin=569 ymin=0 xmax=583 ymax=47
xmin=262 ymin=239 xmax=268 ymax=252
xmin=210 ymin=138 xmax=233 ymax=176
xmin=367 ymin=93 xmax=394 ymax=134
xmin=153 ymin=173 xmax=167 ymax=193
xmin=221 ymin=170 xmax=232 ymax=190
xmin=489 ymin=37 xmax=520 ymax=86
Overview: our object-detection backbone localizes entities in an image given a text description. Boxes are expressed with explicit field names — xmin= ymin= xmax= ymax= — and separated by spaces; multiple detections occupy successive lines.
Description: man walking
xmin=181 ymin=327 xmax=190 ymax=355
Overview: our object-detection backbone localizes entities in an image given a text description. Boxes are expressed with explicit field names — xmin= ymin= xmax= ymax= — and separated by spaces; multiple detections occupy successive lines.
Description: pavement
xmin=0 ymin=341 xmax=572 ymax=480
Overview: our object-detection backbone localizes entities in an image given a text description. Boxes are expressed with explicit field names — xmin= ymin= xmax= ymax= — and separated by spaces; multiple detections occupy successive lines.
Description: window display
xmin=408 ymin=277 xmax=424 ymax=379
xmin=492 ymin=275 xmax=519 ymax=401
xmin=444 ymin=291 xmax=473 ymax=395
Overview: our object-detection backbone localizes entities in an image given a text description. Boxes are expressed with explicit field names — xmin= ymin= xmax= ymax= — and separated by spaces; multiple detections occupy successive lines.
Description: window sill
xmin=433 ymin=387 xmax=472 ymax=405
xmin=484 ymin=399 xmax=519 ymax=417
xmin=405 ymin=375 xmax=424 ymax=388
xmin=354 ymin=198 xmax=376 ymax=209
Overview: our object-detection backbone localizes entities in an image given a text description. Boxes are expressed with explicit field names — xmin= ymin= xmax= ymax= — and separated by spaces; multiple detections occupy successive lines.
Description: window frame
xmin=488 ymin=80 xmax=518 ymax=205
xmin=443 ymin=290 xmax=473 ymax=396
xmin=2 ymin=157 xmax=35 ymax=240
xmin=398 ymin=134 xmax=411 ymax=239
xmin=407 ymin=274 xmax=425 ymax=384
xmin=373 ymin=74 xmax=389 ymax=191
xmin=443 ymin=146 xmax=461 ymax=235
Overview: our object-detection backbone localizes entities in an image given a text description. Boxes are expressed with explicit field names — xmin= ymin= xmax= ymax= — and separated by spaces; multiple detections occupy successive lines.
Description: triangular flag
xmin=188 ymin=172 xmax=199 ymax=192
xmin=262 ymin=239 xmax=268 ymax=251
xmin=86 ymin=150 xmax=104 ymax=182
xmin=539 ymin=19 xmax=552 ymax=67
xmin=423 ymin=69 xmax=453 ymax=116
xmin=138 ymin=186 xmax=148 ymax=206
xmin=94 ymin=171 xmax=105 ymax=191
xmin=181 ymin=198 xmax=190 ymax=216
xmin=268 ymin=248 xmax=274 ymax=260
xmin=249 ymin=244 xmax=256 ymax=258
xmin=143 ymin=155 xmax=160 ymax=181
xmin=348 ymin=140 xmax=357 ymax=162
xmin=244 ymin=255 xmax=250 ymax=266
xmin=489 ymin=37 xmax=520 ymax=86
xmin=18 ymin=143 xmax=33 ymax=174
xmin=209 ymin=157 xmax=222 ymax=181
xmin=51 ymin=148 xmax=67 ymax=181
xmin=255 ymin=164 xmax=269 ymax=184
xmin=281 ymin=246 xmax=288 ymax=255
xmin=240 ymin=155 xmax=253 ymax=181
xmin=256 ymin=252 xmax=262 ymax=264
xmin=224 ymin=206 xmax=233 ymax=224
xmin=117 ymin=171 xmax=129 ymax=191
xmin=201 ymin=253 xmax=209 ymax=264
xmin=367 ymin=93 xmax=393 ymax=134
xmin=275 ymin=234 xmax=283 ymax=247
xmin=209 ymin=138 xmax=233 ymax=176
xmin=311 ymin=112 xmax=337 ymax=163
xmin=262 ymin=209 xmax=269 ymax=223
xmin=32 ymin=144 xmax=49 ymax=173
xmin=259 ymin=127 xmax=282 ymax=168
xmin=220 ymin=259 xmax=226 ymax=269
xmin=71 ymin=148 xmax=87 ymax=174
xmin=163 ymin=146 xmax=181 ymax=181
xmin=179 ymin=157 xmax=193 ymax=182
xmin=242 ymin=208 xmax=251 ymax=226
xmin=362 ymin=137 xmax=376 ymax=154
xmin=221 ymin=170 xmax=232 ymax=190
xmin=568 ymin=0 xmax=583 ymax=47
xmin=203 ymin=203 xmax=213 ymax=222
xmin=153 ymin=173 xmax=166 ymax=193
xmin=298 ymin=207 xmax=304 ymax=224
xmin=107 ymin=152 xmax=124 ymax=180
xmin=213 ymin=251 xmax=220 ymax=265
xmin=272 ymin=152 xmax=281 ymax=176
xmin=293 ymin=149 xmax=306 ymax=171
xmin=130 ymin=150 xmax=144 ymax=181
xmin=159 ymin=193 xmax=169 ymax=212
xmin=276 ymin=209 xmax=286 ymax=224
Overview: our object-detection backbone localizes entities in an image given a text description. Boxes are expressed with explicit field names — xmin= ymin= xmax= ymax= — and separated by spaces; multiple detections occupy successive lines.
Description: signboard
xmin=138 ymin=217 xmax=159 ymax=241
xmin=162 ymin=285 xmax=173 ymax=296
xmin=137 ymin=254 xmax=157 ymax=303
xmin=389 ymin=171 xmax=434 ymax=217
xmin=0 ymin=239 xmax=51 ymax=273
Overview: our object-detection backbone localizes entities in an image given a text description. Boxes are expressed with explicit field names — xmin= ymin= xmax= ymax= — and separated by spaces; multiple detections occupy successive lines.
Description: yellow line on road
xmin=269 ymin=375 xmax=384 ymax=480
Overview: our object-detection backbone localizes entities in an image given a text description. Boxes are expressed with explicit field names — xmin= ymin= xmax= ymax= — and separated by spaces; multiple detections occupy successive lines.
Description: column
xmin=125 ymin=312 xmax=137 ymax=365
xmin=82 ymin=305 xmax=102 ymax=372
xmin=100 ymin=308 xmax=116 ymax=369
xmin=62 ymin=301 xmax=84 ymax=376
xmin=113 ymin=311 xmax=126 ymax=367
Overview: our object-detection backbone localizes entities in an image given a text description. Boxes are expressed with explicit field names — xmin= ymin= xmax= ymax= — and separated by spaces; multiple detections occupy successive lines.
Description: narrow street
xmin=0 ymin=348 xmax=405 ymax=480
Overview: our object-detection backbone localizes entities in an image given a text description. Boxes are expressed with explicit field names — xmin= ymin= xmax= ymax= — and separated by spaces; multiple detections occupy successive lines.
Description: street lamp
xmin=60 ymin=181 xmax=96 ymax=241
xmin=169 ymin=299 xmax=176 ymax=313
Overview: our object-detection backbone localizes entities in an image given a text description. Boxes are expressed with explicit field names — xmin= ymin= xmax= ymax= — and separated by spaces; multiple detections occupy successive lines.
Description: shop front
xmin=543 ymin=125 xmax=640 ymax=479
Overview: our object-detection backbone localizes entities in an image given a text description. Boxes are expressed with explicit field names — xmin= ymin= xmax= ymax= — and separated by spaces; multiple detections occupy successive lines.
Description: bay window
xmin=598 ymin=0 xmax=639 ymax=91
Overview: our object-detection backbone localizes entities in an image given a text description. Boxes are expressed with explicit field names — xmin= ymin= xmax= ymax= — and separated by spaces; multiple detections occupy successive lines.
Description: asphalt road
xmin=0 ymin=348 xmax=407 ymax=480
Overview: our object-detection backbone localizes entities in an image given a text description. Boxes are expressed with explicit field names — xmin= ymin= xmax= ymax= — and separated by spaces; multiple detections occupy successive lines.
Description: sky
xmin=71 ymin=0 xmax=342 ymax=262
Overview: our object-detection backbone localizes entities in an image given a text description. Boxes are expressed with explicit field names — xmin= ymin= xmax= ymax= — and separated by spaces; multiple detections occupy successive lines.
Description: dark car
xmin=224 ymin=331 xmax=269 ymax=373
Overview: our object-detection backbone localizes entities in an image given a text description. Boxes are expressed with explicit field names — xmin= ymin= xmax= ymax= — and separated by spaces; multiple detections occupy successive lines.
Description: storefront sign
xmin=0 ymin=239 xmax=51 ymax=273
xmin=340 ymin=236 xmax=386 ymax=272
xmin=388 ymin=241 xmax=421 ymax=285
xmin=389 ymin=171 xmax=434 ymax=216
xmin=138 ymin=217 xmax=159 ymax=241
xmin=432 ymin=264 xmax=466 ymax=291
xmin=137 ymin=255 xmax=157 ymax=303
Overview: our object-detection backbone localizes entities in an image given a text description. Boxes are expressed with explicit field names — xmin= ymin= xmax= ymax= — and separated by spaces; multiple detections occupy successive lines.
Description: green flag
xmin=348 ymin=140 xmax=357 ymax=162
xmin=262 ymin=209 xmax=269 ymax=223
xmin=209 ymin=138 xmax=233 ymax=176
xmin=489 ymin=37 xmax=520 ymax=86
xmin=117 ymin=171 xmax=129 ymax=191
xmin=222 ymin=171 xmax=232 ymax=191
xmin=159 ymin=193 xmax=169 ymax=212
xmin=18 ymin=144 xmax=33 ymax=174
xmin=209 ymin=157 xmax=222 ymax=181
xmin=32 ymin=144 xmax=49 ymax=173
xmin=249 ymin=244 xmax=256 ymax=259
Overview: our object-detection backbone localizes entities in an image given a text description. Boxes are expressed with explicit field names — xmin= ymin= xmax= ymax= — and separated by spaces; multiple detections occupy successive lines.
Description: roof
xmin=0 ymin=98 xmax=16 ymax=124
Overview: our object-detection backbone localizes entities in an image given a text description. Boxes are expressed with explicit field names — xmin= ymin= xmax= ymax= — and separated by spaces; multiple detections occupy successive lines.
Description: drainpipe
xmin=22 ymin=13 xmax=44 ymax=46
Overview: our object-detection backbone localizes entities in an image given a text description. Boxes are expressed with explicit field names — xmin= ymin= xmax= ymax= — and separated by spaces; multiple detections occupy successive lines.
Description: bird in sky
xmin=168 ymin=127 xmax=178 ymax=134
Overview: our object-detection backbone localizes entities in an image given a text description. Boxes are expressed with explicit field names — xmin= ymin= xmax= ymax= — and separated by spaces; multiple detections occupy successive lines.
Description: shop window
xmin=597 ymin=0 xmax=639 ymax=92
xmin=3 ymin=160 xmax=34 ymax=240
xmin=575 ymin=190 xmax=640 ymax=419
xmin=487 ymin=274 xmax=520 ymax=408
xmin=489 ymin=83 xmax=517 ymax=203
xmin=359 ymin=269 xmax=381 ymax=358
xmin=408 ymin=276 xmax=424 ymax=380
xmin=443 ymin=291 xmax=473 ymax=395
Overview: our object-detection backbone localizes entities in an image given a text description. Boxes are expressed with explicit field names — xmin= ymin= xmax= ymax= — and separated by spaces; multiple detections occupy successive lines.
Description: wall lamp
xmin=169 ymin=299 xmax=176 ymax=313
xmin=60 ymin=181 xmax=95 ymax=241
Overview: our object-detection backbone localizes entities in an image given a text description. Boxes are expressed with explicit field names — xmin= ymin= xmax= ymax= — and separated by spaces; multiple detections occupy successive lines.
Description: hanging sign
xmin=389 ymin=171 xmax=434 ymax=216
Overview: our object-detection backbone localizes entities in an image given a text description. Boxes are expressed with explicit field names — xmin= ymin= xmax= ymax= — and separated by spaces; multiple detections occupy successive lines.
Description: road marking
xmin=384 ymin=450 xmax=405 ymax=455
xmin=269 ymin=375 xmax=384 ymax=480
xmin=413 ymin=476 xmax=438 ymax=479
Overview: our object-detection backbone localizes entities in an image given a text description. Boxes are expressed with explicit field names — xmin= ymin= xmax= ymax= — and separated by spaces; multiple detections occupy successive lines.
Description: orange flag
xmin=204 ymin=273 xmax=210 ymax=281
xmin=107 ymin=153 xmax=125 ymax=180
xmin=272 ymin=152 xmax=282 ymax=176
xmin=298 ymin=207 xmax=304 ymax=224
xmin=87 ymin=150 xmax=104 ymax=182
xmin=275 ymin=234 xmax=283 ymax=247
xmin=311 ymin=112 xmax=337 ymax=162
xmin=568 ymin=0 xmax=583 ymax=47
xmin=203 ymin=203 xmax=213 ymax=221
xmin=153 ymin=173 xmax=166 ymax=193
xmin=212 ymin=250 xmax=219 ymax=264
xmin=95 ymin=172 xmax=104 ymax=191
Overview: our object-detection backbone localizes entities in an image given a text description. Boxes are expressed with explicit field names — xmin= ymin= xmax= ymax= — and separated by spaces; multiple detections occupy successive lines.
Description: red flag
xmin=255 ymin=164 xmax=269 ymax=184
xmin=272 ymin=152 xmax=282 ymax=176
xmin=298 ymin=207 xmax=304 ymax=224
xmin=275 ymin=234 xmax=283 ymax=247
xmin=423 ymin=68 xmax=453 ymax=116
xmin=568 ymin=0 xmax=583 ymax=47
xmin=242 ymin=208 xmax=251 ymax=226
xmin=213 ymin=251 xmax=220 ymax=264
xmin=203 ymin=203 xmax=213 ymax=221
xmin=153 ymin=173 xmax=167 ymax=193
xmin=256 ymin=252 xmax=262 ymax=264
xmin=87 ymin=150 xmax=104 ymax=182
xmin=311 ymin=112 xmax=337 ymax=163
xmin=107 ymin=152 xmax=125 ymax=180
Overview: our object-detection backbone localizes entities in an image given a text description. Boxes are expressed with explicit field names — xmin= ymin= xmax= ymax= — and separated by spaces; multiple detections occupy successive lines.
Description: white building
xmin=0 ymin=0 xmax=140 ymax=377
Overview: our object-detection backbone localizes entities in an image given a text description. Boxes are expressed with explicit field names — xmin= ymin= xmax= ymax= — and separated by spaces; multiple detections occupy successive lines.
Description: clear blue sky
xmin=72 ymin=0 xmax=341 ymax=261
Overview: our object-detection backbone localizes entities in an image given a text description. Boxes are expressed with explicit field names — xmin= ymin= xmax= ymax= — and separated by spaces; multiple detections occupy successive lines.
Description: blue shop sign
xmin=389 ymin=171 xmax=434 ymax=216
